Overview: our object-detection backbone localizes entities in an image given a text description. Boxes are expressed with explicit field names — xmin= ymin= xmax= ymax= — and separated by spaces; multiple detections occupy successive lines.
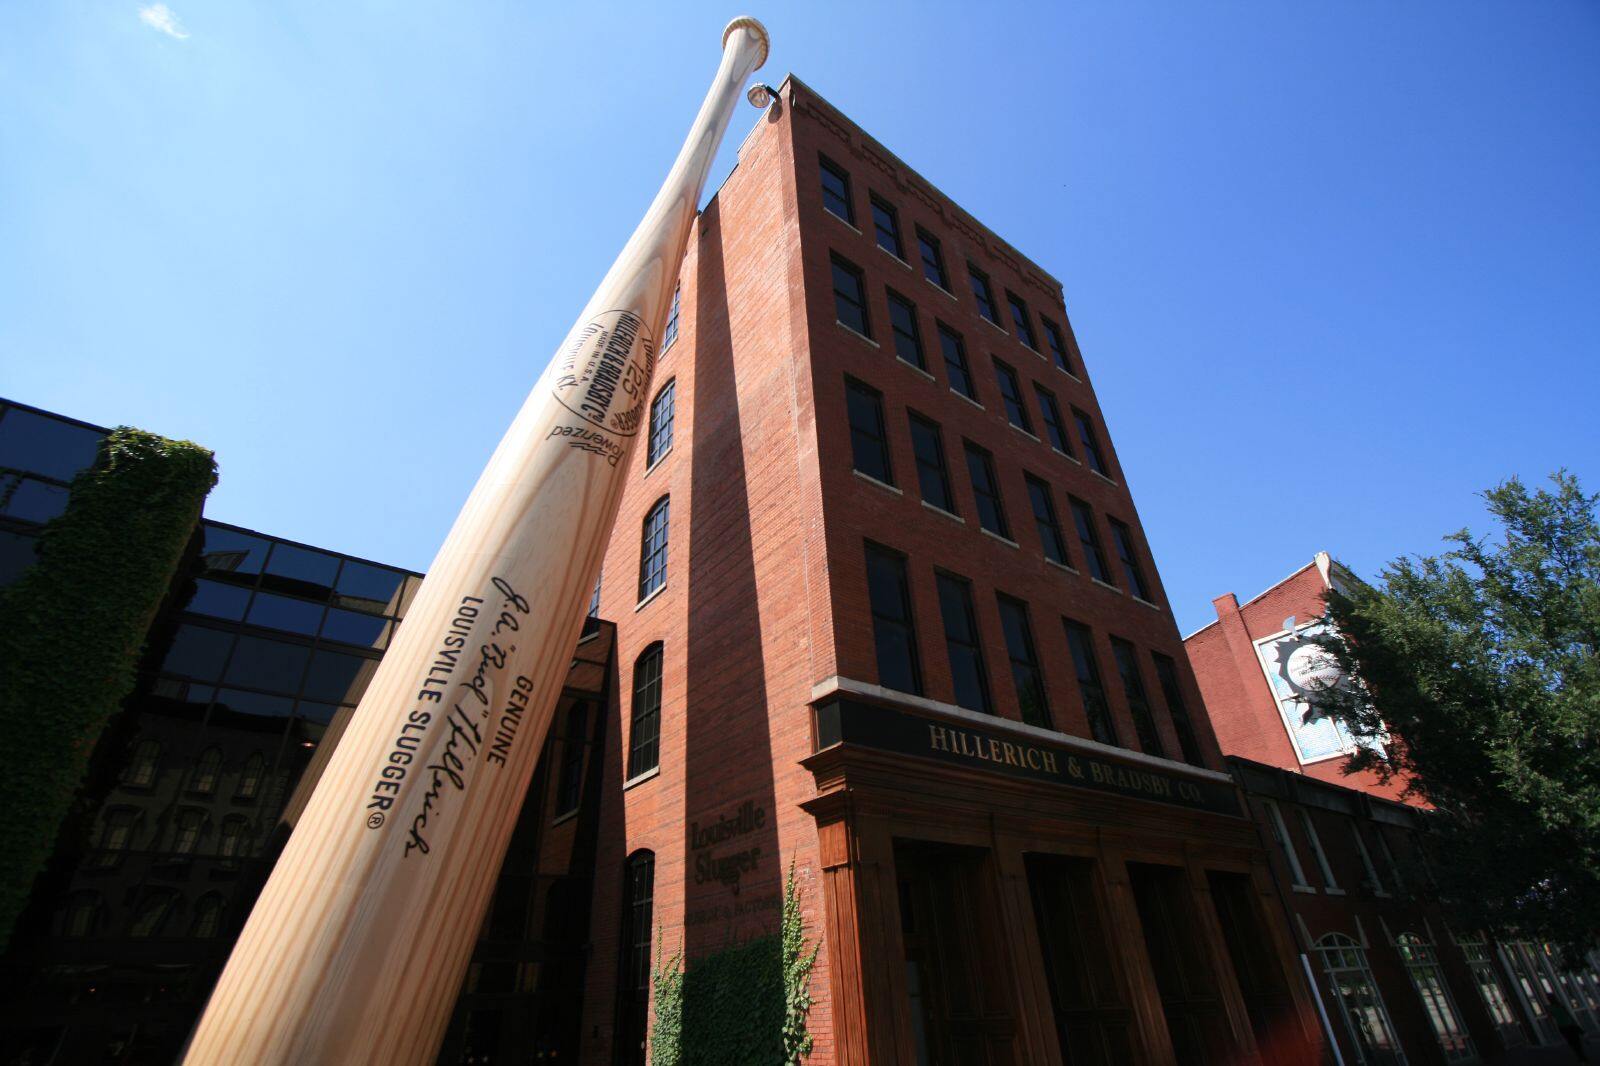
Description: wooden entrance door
xmin=894 ymin=841 xmax=1018 ymax=1066
xmin=1127 ymin=863 xmax=1241 ymax=1064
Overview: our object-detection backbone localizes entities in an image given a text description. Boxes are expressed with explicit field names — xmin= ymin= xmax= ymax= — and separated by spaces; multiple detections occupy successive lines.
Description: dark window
xmin=994 ymin=359 xmax=1032 ymax=432
xmin=936 ymin=572 xmax=990 ymax=713
xmin=939 ymin=323 xmax=976 ymax=399
xmin=647 ymin=380 xmax=675 ymax=466
xmin=201 ymin=526 xmax=270 ymax=579
xmin=588 ymin=573 xmax=602 ymax=618
xmin=819 ymin=155 xmax=853 ymax=223
xmin=1109 ymin=518 xmax=1153 ymax=602
xmin=183 ymin=578 xmax=250 ymax=621
xmin=1064 ymin=621 xmax=1119 ymax=746
xmin=246 ymin=591 xmax=325 ymax=635
xmin=916 ymin=227 xmax=949 ymax=289
xmin=627 ymin=644 xmax=663 ymax=777
xmin=865 ymin=543 xmax=922 ymax=695
xmin=998 ymin=595 xmax=1050 ymax=728
xmin=1070 ymin=497 xmax=1112 ymax=584
xmin=223 ymin=634 xmax=311 ymax=695
xmin=1111 ymin=637 xmax=1164 ymax=757
xmin=1035 ymin=385 xmax=1072 ymax=455
xmin=1042 ymin=316 xmax=1073 ymax=374
xmin=0 ymin=477 xmax=68 ymax=523
xmin=871 ymin=195 xmax=903 ymax=258
xmin=159 ymin=624 xmax=236 ymax=682
xmin=1026 ymin=476 xmax=1069 ymax=566
xmin=1153 ymin=654 xmax=1205 ymax=766
xmin=662 ymin=285 xmax=681 ymax=351
xmin=638 ymin=496 xmax=669 ymax=600
xmin=965 ymin=443 xmax=1009 ymax=539
xmin=322 ymin=608 xmax=389 ymax=649
xmin=832 ymin=255 xmax=870 ymax=337
xmin=1007 ymin=291 xmax=1038 ymax=349
xmin=334 ymin=561 xmax=405 ymax=613
xmin=0 ymin=406 xmax=103 ymax=481
xmin=555 ymin=701 xmax=589 ymax=814
xmin=213 ymin=688 xmax=293 ymax=719
xmin=1072 ymin=406 xmax=1109 ymax=476
xmin=908 ymin=413 xmax=955 ymax=513
xmin=303 ymin=649 xmax=376 ymax=704
xmin=968 ymin=264 xmax=998 ymax=324
xmin=886 ymin=290 xmax=926 ymax=369
xmin=263 ymin=542 xmax=339 ymax=596
xmin=846 ymin=378 xmax=893 ymax=485
xmin=615 ymin=851 xmax=656 ymax=1066
xmin=0 ymin=528 xmax=39 ymax=587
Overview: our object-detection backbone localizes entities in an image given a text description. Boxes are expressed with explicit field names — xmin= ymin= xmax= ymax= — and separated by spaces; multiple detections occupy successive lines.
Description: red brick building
xmin=1187 ymin=555 xmax=1600 ymax=1063
xmin=580 ymin=75 xmax=1322 ymax=1065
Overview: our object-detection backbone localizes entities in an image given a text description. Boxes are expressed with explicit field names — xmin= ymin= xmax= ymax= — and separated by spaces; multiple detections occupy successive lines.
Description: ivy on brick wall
xmin=0 ymin=427 xmax=216 ymax=948
xmin=651 ymin=862 xmax=819 ymax=1065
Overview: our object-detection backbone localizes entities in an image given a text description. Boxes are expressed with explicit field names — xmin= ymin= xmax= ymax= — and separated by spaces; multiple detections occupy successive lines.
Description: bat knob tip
xmin=723 ymin=16 xmax=769 ymax=70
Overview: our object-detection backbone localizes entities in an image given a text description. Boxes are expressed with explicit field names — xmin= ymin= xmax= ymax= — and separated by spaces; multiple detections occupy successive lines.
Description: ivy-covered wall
xmin=652 ymin=864 xmax=818 ymax=1065
xmin=0 ymin=427 xmax=216 ymax=948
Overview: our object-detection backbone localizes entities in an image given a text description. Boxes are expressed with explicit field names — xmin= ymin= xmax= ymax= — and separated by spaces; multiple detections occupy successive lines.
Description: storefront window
xmin=1315 ymin=933 xmax=1405 ymax=1065
xmin=1395 ymin=933 xmax=1473 ymax=1060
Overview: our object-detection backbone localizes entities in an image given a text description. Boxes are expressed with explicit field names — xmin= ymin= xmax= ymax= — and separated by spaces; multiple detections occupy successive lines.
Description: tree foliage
xmin=1312 ymin=473 xmax=1600 ymax=951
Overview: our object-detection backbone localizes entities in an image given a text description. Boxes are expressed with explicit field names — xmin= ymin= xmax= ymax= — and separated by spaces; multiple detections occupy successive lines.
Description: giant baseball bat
xmin=183 ymin=17 xmax=769 ymax=1063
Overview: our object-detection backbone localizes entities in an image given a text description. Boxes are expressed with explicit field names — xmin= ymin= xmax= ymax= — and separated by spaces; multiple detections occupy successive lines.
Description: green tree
xmin=1311 ymin=473 xmax=1600 ymax=953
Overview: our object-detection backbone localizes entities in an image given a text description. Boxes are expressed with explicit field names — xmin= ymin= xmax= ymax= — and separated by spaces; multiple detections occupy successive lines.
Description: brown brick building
xmin=580 ymin=75 xmax=1323 ymax=1065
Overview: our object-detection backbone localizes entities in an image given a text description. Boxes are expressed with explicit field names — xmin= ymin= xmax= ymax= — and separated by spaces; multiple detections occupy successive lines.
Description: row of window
xmin=92 ymin=805 xmax=262 ymax=866
xmin=57 ymin=888 xmax=229 ymax=941
xmin=1259 ymin=797 xmax=1420 ymax=899
xmin=846 ymin=377 xmax=1153 ymax=601
xmin=831 ymin=251 xmax=1112 ymax=481
xmin=863 ymin=541 xmax=1202 ymax=765
xmin=819 ymin=154 xmax=1079 ymax=377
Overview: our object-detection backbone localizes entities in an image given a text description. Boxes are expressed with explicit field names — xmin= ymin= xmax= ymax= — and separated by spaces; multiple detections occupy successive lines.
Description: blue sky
xmin=3 ymin=2 xmax=1596 ymax=634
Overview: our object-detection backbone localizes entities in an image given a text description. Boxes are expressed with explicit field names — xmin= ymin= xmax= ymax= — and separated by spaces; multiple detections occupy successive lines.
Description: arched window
xmin=129 ymin=891 xmax=178 ymax=938
xmin=60 ymin=892 xmax=102 ymax=938
xmin=236 ymin=751 xmax=266 ymax=800
xmin=172 ymin=809 xmax=206 ymax=855
xmin=647 ymin=380 xmax=675 ymax=467
xmin=1315 ymin=932 xmax=1402 ymax=1063
xmin=96 ymin=807 xmax=138 ymax=864
xmin=1396 ymin=932 xmax=1474 ymax=1060
xmin=626 ymin=645 xmax=663 ymax=779
xmin=637 ymin=497 xmax=669 ymax=601
xmin=122 ymin=739 xmax=161 ymax=788
xmin=191 ymin=893 xmax=225 ymax=939
xmin=614 ymin=850 xmax=656 ymax=1066
xmin=218 ymin=815 xmax=252 ymax=859
xmin=191 ymin=747 xmax=222 ymax=794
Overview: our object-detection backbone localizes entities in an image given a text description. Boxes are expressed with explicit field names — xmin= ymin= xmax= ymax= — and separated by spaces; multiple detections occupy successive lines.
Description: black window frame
xmin=1152 ymin=653 xmax=1205 ymax=767
xmin=997 ymin=594 xmax=1051 ymax=728
xmin=1034 ymin=384 xmax=1072 ymax=455
xmin=1072 ymin=406 xmax=1110 ymax=477
xmin=908 ymin=411 xmax=956 ymax=514
xmin=964 ymin=441 xmax=1010 ymax=540
xmin=1064 ymin=620 xmax=1119 ymax=747
xmin=939 ymin=322 xmax=977 ymax=400
xmin=637 ymin=496 xmax=670 ymax=600
xmin=1108 ymin=517 xmax=1153 ymax=602
xmin=968 ymin=263 xmax=999 ymax=324
xmin=831 ymin=254 xmax=871 ymax=338
xmin=819 ymin=154 xmax=854 ymax=224
xmin=1041 ymin=315 xmax=1072 ymax=375
xmin=662 ymin=285 xmax=681 ymax=352
xmin=865 ymin=542 xmax=923 ymax=696
xmin=626 ymin=643 xmax=663 ymax=778
xmin=916 ymin=227 xmax=949 ymax=289
xmin=994 ymin=357 xmax=1033 ymax=433
xmin=1006 ymin=290 xmax=1038 ymax=350
xmin=870 ymin=193 xmax=904 ymax=259
xmin=1070 ymin=496 xmax=1113 ymax=585
xmin=1025 ymin=475 xmax=1069 ymax=567
xmin=1111 ymin=636 xmax=1164 ymax=757
xmin=845 ymin=377 xmax=894 ymax=486
xmin=936 ymin=571 xmax=991 ymax=713
xmin=886 ymin=289 xmax=926 ymax=369
xmin=615 ymin=850 xmax=656 ymax=1066
xmin=647 ymin=378 xmax=675 ymax=467
xmin=554 ymin=700 xmax=589 ymax=815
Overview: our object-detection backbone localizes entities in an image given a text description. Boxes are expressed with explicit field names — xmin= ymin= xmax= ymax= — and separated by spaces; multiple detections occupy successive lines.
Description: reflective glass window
xmin=0 ymin=528 xmax=39 ymax=586
xmin=1007 ymin=291 xmax=1038 ymax=349
xmin=247 ymin=591 xmax=325 ymax=635
xmin=627 ymin=645 xmax=663 ymax=778
xmin=846 ymin=378 xmax=893 ymax=486
xmin=264 ymin=541 xmax=339 ymax=596
xmin=939 ymin=324 xmax=976 ymax=399
xmin=1064 ymin=620 xmax=1118 ymax=746
xmin=832 ymin=255 xmax=870 ymax=337
xmin=335 ymin=561 xmax=406 ymax=613
xmin=968 ymin=264 xmax=998 ymax=324
xmin=1035 ymin=385 xmax=1072 ymax=455
xmin=0 ymin=408 xmax=103 ymax=481
xmin=917 ymin=228 xmax=949 ymax=289
xmin=998 ymin=595 xmax=1050 ymax=728
xmin=936 ymin=572 xmax=990 ymax=713
xmin=871 ymin=195 xmax=903 ymax=258
xmin=1026 ymin=476 xmax=1068 ymax=566
xmin=1111 ymin=637 xmax=1163 ymax=757
xmin=222 ymin=634 xmax=310 ymax=694
xmin=321 ymin=607 xmax=390 ymax=649
xmin=211 ymin=687 xmax=295 ymax=718
xmin=1070 ymin=497 xmax=1113 ymax=584
xmin=160 ymin=624 xmax=237 ymax=682
xmin=296 ymin=700 xmax=341 ymax=724
xmin=201 ymin=525 xmax=270 ymax=579
xmin=908 ymin=413 xmax=955 ymax=513
xmin=964 ymin=443 xmax=1009 ymax=539
xmin=819 ymin=156 xmax=854 ymax=223
xmin=1042 ymin=317 xmax=1073 ymax=374
xmin=1 ymin=477 xmax=70 ymax=523
xmin=303 ymin=649 xmax=377 ymax=704
xmin=865 ymin=543 xmax=922 ymax=696
xmin=887 ymin=291 xmax=925 ymax=369
xmin=994 ymin=359 xmax=1032 ymax=432
xmin=183 ymin=578 xmax=250 ymax=621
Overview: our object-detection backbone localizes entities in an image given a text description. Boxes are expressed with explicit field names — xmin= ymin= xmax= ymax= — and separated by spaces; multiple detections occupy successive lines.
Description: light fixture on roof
xmin=747 ymin=82 xmax=779 ymax=112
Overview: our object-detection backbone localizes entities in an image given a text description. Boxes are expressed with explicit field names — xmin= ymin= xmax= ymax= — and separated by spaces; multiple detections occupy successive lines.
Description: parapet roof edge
xmin=778 ymin=73 xmax=1066 ymax=297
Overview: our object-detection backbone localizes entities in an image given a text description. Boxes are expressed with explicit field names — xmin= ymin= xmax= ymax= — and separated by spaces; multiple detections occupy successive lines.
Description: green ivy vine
xmin=0 ymin=427 xmax=216 ymax=947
